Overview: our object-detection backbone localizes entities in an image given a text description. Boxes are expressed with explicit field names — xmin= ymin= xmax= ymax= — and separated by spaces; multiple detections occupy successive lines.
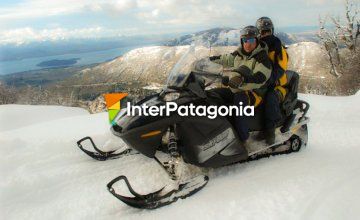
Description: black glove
xmin=193 ymin=58 xmax=208 ymax=71
xmin=228 ymin=76 xmax=244 ymax=89
xmin=209 ymin=55 xmax=221 ymax=61
xmin=234 ymin=65 xmax=251 ymax=76
xmin=222 ymin=76 xmax=229 ymax=86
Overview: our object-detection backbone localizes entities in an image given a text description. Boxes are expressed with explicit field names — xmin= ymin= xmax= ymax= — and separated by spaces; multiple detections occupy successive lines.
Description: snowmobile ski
xmin=76 ymin=136 xmax=138 ymax=161
xmin=107 ymin=174 xmax=209 ymax=209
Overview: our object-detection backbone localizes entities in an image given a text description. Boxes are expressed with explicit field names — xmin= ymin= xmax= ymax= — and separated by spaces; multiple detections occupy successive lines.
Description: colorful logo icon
xmin=104 ymin=93 xmax=128 ymax=125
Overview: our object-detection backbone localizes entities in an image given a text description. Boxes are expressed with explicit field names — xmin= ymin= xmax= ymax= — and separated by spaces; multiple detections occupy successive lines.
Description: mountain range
xmin=164 ymin=28 xmax=318 ymax=47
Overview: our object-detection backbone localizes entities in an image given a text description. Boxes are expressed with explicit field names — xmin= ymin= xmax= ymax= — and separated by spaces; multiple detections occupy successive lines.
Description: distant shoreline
xmin=36 ymin=58 xmax=81 ymax=68
xmin=0 ymin=45 xmax=142 ymax=76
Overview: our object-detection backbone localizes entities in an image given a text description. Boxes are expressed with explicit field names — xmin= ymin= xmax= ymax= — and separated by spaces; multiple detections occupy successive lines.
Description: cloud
xmin=85 ymin=0 xmax=138 ymax=15
xmin=136 ymin=0 xmax=242 ymax=26
xmin=0 ymin=27 xmax=139 ymax=45
xmin=0 ymin=0 xmax=84 ymax=20
xmin=0 ymin=0 xmax=345 ymax=23
xmin=0 ymin=0 xmax=346 ymax=44
xmin=0 ymin=0 xmax=138 ymax=21
xmin=0 ymin=0 xmax=240 ymax=25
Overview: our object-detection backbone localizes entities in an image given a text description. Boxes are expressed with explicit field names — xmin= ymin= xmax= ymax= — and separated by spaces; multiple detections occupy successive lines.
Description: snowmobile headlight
xmin=114 ymin=108 xmax=127 ymax=122
xmin=163 ymin=92 xmax=180 ymax=102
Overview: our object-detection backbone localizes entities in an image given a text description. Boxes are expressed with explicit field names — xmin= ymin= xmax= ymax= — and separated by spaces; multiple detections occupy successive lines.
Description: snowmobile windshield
xmin=166 ymin=45 xmax=223 ymax=88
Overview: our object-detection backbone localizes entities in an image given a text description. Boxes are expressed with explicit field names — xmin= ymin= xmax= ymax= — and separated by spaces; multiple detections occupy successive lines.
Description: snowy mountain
xmin=164 ymin=27 xmax=241 ymax=46
xmin=164 ymin=28 xmax=299 ymax=46
xmin=1 ymin=92 xmax=360 ymax=219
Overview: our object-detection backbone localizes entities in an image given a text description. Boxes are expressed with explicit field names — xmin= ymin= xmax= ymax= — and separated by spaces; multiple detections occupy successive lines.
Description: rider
xmin=210 ymin=26 xmax=272 ymax=147
xmin=255 ymin=17 xmax=289 ymax=144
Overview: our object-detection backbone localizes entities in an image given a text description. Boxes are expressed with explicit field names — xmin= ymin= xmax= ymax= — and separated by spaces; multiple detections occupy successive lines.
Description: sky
xmin=0 ymin=0 xmax=349 ymax=45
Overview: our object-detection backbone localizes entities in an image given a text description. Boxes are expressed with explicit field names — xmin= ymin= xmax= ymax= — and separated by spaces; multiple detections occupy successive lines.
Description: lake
xmin=0 ymin=45 xmax=145 ymax=75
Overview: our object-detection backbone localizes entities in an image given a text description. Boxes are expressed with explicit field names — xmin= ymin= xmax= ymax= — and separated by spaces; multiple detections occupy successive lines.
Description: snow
xmin=1 ymin=93 xmax=360 ymax=220
xmin=123 ymin=46 xmax=167 ymax=59
xmin=0 ymin=105 xmax=88 ymax=132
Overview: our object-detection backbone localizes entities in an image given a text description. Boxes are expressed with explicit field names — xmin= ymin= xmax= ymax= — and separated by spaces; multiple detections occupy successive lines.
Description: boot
xmin=265 ymin=128 xmax=275 ymax=145
xmin=254 ymin=131 xmax=265 ymax=141
xmin=241 ymin=140 xmax=252 ymax=153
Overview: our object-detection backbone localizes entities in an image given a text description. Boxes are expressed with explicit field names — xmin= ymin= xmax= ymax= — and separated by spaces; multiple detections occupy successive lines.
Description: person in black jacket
xmin=255 ymin=17 xmax=289 ymax=145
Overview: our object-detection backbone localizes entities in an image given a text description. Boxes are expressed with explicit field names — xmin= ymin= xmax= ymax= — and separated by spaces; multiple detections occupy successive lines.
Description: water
xmin=0 ymin=45 xmax=143 ymax=75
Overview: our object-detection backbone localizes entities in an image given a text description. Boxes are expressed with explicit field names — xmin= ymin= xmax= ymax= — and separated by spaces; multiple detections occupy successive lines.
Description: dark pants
xmin=208 ymin=88 xmax=233 ymax=105
xmin=233 ymin=92 xmax=250 ymax=142
xmin=264 ymin=89 xmax=282 ymax=129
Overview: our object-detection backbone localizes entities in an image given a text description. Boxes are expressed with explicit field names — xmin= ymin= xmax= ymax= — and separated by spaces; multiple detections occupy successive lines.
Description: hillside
xmin=71 ymin=43 xmax=336 ymax=94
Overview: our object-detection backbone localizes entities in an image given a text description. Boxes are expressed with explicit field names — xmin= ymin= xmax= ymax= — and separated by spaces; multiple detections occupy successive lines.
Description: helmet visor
xmin=241 ymin=37 xmax=256 ymax=44
xmin=240 ymin=26 xmax=258 ymax=38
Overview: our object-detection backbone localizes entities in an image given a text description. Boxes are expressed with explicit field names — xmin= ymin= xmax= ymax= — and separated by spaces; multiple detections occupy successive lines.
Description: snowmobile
xmin=76 ymin=46 xmax=310 ymax=209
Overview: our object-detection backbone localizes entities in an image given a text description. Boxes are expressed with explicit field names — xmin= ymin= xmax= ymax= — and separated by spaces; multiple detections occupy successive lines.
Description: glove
xmin=222 ymin=76 xmax=229 ymax=86
xmin=193 ymin=58 xmax=208 ymax=71
xmin=234 ymin=65 xmax=251 ymax=76
xmin=228 ymin=76 xmax=244 ymax=89
xmin=209 ymin=55 xmax=221 ymax=61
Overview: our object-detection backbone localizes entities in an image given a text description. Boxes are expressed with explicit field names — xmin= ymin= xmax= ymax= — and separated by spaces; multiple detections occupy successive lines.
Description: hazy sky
xmin=0 ymin=0 xmax=348 ymax=44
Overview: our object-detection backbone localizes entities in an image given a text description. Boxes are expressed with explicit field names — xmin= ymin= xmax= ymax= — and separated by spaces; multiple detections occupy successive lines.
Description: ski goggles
xmin=241 ymin=37 xmax=256 ymax=44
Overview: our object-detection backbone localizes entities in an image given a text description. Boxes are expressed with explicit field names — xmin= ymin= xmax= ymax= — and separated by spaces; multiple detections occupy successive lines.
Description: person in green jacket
xmin=210 ymin=25 xmax=273 ymax=146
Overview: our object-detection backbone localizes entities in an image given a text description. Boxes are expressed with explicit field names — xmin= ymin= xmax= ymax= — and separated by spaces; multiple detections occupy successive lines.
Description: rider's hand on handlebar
xmin=209 ymin=55 xmax=221 ymax=61
xmin=228 ymin=76 xmax=244 ymax=89
xmin=222 ymin=76 xmax=229 ymax=86
xmin=234 ymin=65 xmax=251 ymax=76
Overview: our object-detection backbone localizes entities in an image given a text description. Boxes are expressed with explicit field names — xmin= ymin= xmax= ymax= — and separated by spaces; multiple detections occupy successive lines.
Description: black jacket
xmin=261 ymin=35 xmax=288 ymax=86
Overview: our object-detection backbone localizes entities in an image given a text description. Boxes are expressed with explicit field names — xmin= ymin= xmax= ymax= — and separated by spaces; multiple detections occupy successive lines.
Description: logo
xmin=104 ymin=93 xmax=128 ymax=125
xmin=103 ymin=93 xmax=254 ymax=125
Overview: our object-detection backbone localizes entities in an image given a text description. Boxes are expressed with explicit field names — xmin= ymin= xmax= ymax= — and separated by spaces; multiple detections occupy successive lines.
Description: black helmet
xmin=240 ymin=25 xmax=259 ymax=38
xmin=256 ymin=17 xmax=274 ymax=34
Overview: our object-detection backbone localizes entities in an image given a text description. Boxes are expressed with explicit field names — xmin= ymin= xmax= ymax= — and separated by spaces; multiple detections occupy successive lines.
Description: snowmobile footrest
xmin=76 ymin=136 xmax=138 ymax=161
xmin=107 ymin=175 xmax=209 ymax=209
xmin=281 ymin=114 xmax=296 ymax=133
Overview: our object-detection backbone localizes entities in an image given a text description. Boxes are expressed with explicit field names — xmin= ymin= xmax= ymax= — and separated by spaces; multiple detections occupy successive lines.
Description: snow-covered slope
xmin=0 ymin=105 xmax=88 ymax=132
xmin=1 ymin=93 xmax=360 ymax=219
xmin=75 ymin=45 xmax=234 ymax=85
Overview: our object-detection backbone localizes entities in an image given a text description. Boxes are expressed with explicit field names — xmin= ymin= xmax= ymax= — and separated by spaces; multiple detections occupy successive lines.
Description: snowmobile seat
xmin=281 ymin=70 xmax=299 ymax=117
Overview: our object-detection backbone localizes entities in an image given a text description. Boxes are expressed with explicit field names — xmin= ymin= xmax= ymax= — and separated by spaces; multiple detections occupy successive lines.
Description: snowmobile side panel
xmin=177 ymin=116 xmax=248 ymax=167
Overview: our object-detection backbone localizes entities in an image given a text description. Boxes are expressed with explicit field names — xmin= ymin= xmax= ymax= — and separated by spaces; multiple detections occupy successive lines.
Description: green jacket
xmin=213 ymin=41 xmax=272 ymax=96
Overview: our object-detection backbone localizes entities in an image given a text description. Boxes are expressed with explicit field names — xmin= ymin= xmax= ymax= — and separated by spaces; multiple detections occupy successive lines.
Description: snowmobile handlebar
xmin=192 ymin=70 xmax=228 ymax=88
xmin=191 ymin=70 xmax=223 ymax=79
